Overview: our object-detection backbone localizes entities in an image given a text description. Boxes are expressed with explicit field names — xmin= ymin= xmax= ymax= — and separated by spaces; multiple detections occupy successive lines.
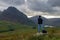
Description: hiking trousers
xmin=38 ymin=24 xmax=44 ymax=33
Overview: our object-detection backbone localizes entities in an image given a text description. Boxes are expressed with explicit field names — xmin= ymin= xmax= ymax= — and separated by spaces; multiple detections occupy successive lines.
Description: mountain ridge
xmin=0 ymin=6 xmax=35 ymax=26
xmin=30 ymin=16 xmax=60 ymax=27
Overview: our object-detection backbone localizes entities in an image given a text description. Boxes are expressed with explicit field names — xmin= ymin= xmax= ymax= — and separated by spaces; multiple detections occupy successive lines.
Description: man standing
xmin=38 ymin=16 xmax=43 ymax=33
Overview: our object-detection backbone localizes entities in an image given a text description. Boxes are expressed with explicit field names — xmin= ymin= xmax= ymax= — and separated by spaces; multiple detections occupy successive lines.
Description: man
xmin=38 ymin=16 xmax=43 ymax=33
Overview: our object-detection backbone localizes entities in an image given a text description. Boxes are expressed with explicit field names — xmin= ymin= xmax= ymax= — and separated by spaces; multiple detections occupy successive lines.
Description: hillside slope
xmin=0 ymin=21 xmax=60 ymax=40
xmin=0 ymin=6 xmax=35 ymax=26
xmin=0 ymin=21 xmax=32 ymax=31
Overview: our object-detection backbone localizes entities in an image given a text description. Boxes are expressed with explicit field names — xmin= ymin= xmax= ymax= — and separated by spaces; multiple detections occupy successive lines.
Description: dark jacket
xmin=38 ymin=17 xmax=43 ymax=24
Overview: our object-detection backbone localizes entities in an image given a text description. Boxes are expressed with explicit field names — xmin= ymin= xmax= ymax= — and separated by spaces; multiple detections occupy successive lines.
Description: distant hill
xmin=30 ymin=16 xmax=48 ymax=25
xmin=48 ymin=18 xmax=60 ymax=26
xmin=0 ymin=6 xmax=35 ymax=26
xmin=30 ymin=16 xmax=60 ymax=27
xmin=0 ymin=11 xmax=2 ymax=14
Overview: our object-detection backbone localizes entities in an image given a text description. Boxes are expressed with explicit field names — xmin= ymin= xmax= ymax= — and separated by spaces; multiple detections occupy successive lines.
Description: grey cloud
xmin=48 ymin=0 xmax=60 ymax=7
xmin=27 ymin=0 xmax=55 ymax=12
xmin=0 ymin=0 xmax=25 ymax=6
xmin=0 ymin=0 xmax=60 ymax=15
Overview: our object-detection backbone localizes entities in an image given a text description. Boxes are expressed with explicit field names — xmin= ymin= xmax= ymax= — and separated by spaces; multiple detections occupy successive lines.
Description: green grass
xmin=28 ymin=27 xmax=60 ymax=40
xmin=0 ymin=21 xmax=60 ymax=40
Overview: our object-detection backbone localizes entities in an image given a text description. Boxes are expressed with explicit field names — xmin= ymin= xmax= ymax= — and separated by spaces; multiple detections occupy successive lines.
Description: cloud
xmin=48 ymin=0 xmax=60 ymax=7
xmin=0 ymin=1 xmax=10 ymax=11
xmin=27 ymin=0 xmax=55 ymax=12
xmin=16 ymin=0 xmax=60 ymax=16
xmin=47 ymin=0 xmax=60 ymax=15
xmin=0 ymin=0 xmax=25 ymax=6
xmin=0 ymin=0 xmax=25 ymax=11
xmin=0 ymin=0 xmax=60 ymax=16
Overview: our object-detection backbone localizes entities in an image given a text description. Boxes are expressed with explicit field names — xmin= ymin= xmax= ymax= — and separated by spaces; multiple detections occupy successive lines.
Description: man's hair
xmin=39 ymin=16 xmax=41 ymax=18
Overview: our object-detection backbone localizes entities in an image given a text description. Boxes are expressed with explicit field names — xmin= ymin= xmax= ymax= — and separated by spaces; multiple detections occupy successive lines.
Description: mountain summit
xmin=0 ymin=6 xmax=35 ymax=26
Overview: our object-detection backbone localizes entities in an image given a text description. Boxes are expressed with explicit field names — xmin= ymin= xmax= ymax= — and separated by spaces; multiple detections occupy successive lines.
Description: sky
xmin=0 ymin=0 xmax=60 ymax=18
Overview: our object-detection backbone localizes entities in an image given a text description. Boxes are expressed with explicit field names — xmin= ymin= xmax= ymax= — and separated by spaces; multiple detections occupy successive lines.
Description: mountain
xmin=30 ymin=16 xmax=48 ymax=25
xmin=30 ymin=16 xmax=60 ymax=27
xmin=0 ymin=11 xmax=2 ymax=14
xmin=48 ymin=18 xmax=60 ymax=27
xmin=0 ymin=6 xmax=35 ymax=26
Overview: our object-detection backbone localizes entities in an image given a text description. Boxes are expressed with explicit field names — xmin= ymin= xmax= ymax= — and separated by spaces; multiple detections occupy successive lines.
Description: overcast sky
xmin=0 ymin=0 xmax=60 ymax=16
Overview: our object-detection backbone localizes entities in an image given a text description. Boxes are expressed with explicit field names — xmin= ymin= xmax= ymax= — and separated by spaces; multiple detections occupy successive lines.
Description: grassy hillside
xmin=0 ymin=21 xmax=60 ymax=40
xmin=29 ymin=27 xmax=60 ymax=40
xmin=0 ymin=20 xmax=33 ymax=30
xmin=0 ymin=21 xmax=37 ymax=40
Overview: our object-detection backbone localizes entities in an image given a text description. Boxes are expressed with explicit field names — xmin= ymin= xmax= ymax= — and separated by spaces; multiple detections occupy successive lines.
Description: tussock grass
xmin=0 ymin=21 xmax=60 ymax=40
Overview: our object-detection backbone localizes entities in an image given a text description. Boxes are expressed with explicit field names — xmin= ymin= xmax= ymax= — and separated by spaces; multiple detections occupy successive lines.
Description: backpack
xmin=42 ymin=30 xmax=47 ymax=33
